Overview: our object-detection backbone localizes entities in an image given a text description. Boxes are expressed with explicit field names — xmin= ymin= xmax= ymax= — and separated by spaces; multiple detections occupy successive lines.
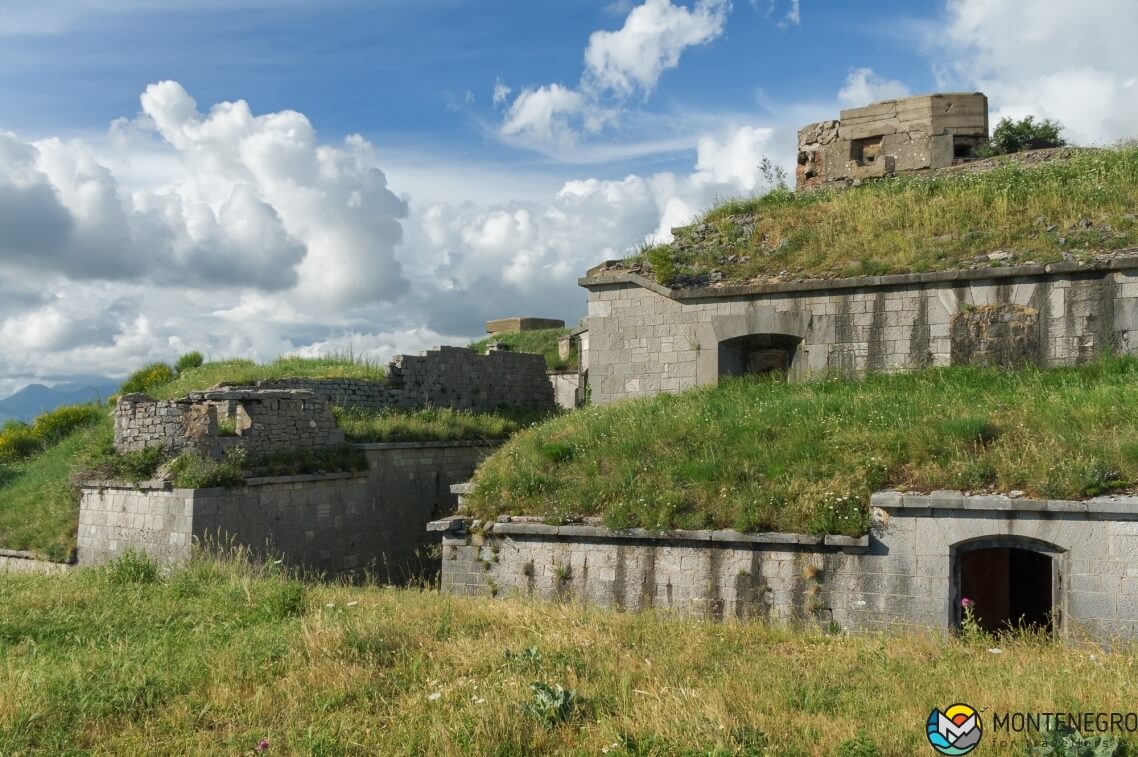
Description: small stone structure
xmin=0 ymin=549 xmax=75 ymax=575
xmin=797 ymin=92 xmax=989 ymax=190
xmin=114 ymin=389 xmax=343 ymax=458
xmin=485 ymin=317 xmax=565 ymax=334
xmin=79 ymin=441 xmax=498 ymax=576
xmin=254 ymin=346 xmax=555 ymax=413
xmin=433 ymin=488 xmax=1138 ymax=640
xmin=580 ymin=256 xmax=1138 ymax=405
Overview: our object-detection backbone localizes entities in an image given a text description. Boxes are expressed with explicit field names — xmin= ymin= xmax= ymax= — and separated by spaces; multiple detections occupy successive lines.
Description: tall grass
xmin=628 ymin=146 xmax=1138 ymax=283
xmin=335 ymin=406 xmax=556 ymax=443
xmin=468 ymin=357 xmax=1138 ymax=535
xmin=0 ymin=555 xmax=1134 ymax=754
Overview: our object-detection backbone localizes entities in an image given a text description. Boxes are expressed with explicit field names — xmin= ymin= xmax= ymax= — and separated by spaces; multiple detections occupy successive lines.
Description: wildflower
xmin=988 ymin=648 xmax=1002 ymax=655
xmin=346 ymin=601 xmax=358 ymax=607
xmin=256 ymin=738 xmax=270 ymax=752
xmin=961 ymin=597 xmax=974 ymax=608
xmin=428 ymin=691 xmax=442 ymax=701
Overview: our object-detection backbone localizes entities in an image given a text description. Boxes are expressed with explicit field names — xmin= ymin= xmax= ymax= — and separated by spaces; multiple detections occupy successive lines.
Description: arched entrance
xmin=952 ymin=537 xmax=1063 ymax=634
xmin=718 ymin=334 xmax=802 ymax=379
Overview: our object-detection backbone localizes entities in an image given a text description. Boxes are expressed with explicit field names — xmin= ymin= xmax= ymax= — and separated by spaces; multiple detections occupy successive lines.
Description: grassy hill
xmin=1 ymin=553 xmax=1134 ymax=755
xmin=623 ymin=145 xmax=1138 ymax=286
xmin=469 ymin=328 xmax=577 ymax=372
xmin=467 ymin=357 xmax=1138 ymax=535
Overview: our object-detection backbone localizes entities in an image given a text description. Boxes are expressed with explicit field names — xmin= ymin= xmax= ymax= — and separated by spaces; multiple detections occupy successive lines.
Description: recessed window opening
xmin=718 ymin=334 xmax=801 ymax=380
xmin=958 ymin=545 xmax=1054 ymax=633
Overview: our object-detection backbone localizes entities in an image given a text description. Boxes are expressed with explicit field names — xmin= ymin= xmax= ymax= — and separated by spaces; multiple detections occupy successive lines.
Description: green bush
xmin=988 ymin=115 xmax=1066 ymax=155
xmin=120 ymin=362 xmax=177 ymax=396
xmin=175 ymin=351 xmax=204 ymax=373
xmin=31 ymin=404 xmax=104 ymax=445
xmin=646 ymin=245 xmax=677 ymax=285
xmin=0 ymin=423 xmax=41 ymax=463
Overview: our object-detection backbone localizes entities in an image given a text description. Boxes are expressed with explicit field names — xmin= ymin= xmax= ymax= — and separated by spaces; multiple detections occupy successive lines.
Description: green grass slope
xmin=150 ymin=355 xmax=388 ymax=399
xmin=469 ymin=327 xmax=576 ymax=371
xmin=626 ymin=146 xmax=1138 ymax=285
xmin=1 ymin=555 xmax=1134 ymax=754
xmin=468 ymin=357 xmax=1138 ymax=535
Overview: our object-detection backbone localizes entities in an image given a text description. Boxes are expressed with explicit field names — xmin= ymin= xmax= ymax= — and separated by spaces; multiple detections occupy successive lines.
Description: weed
xmin=525 ymin=682 xmax=579 ymax=727
xmin=104 ymin=550 xmax=160 ymax=585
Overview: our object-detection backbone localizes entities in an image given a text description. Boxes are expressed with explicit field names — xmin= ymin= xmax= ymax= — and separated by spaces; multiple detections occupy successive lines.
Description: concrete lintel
xmin=491 ymin=522 xmax=559 ymax=536
xmin=823 ymin=534 xmax=870 ymax=548
xmin=450 ymin=482 xmax=476 ymax=495
xmin=426 ymin=517 xmax=468 ymax=533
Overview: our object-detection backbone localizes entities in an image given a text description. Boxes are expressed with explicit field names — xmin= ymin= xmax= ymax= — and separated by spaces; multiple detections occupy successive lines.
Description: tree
xmin=988 ymin=115 xmax=1066 ymax=155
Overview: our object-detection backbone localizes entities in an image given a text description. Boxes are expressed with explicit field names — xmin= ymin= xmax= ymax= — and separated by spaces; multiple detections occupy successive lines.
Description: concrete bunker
xmin=718 ymin=333 xmax=802 ymax=379
xmin=952 ymin=536 xmax=1062 ymax=634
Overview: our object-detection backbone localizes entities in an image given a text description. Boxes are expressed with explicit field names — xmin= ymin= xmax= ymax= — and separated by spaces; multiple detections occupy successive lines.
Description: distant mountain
xmin=0 ymin=378 xmax=120 ymax=422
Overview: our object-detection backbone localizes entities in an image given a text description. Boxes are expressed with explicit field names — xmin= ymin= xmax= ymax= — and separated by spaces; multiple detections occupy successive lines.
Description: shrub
xmin=645 ymin=245 xmax=677 ymax=285
xmin=31 ymin=404 xmax=104 ymax=445
xmin=175 ymin=351 xmax=204 ymax=373
xmin=120 ymin=362 xmax=177 ymax=395
xmin=988 ymin=115 xmax=1066 ymax=155
xmin=0 ymin=422 xmax=41 ymax=463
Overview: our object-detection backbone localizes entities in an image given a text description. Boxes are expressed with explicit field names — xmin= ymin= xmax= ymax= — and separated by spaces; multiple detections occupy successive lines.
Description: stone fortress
xmin=17 ymin=89 xmax=1138 ymax=642
xmin=431 ymin=91 xmax=1138 ymax=643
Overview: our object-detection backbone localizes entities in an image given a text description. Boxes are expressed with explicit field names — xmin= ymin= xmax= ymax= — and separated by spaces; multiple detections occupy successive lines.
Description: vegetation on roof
xmin=146 ymin=353 xmax=388 ymax=400
xmin=467 ymin=357 xmax=1138 ymax=536
xmin=335 ymin=406 xmax=557 ymax=444
xmin=469 ymin=328 xmax=577 ymax=372
xmin=624 ymin=145 xmax=1138 ymax=287
xmin=1 ymin=552 xmax=1135 ymax=754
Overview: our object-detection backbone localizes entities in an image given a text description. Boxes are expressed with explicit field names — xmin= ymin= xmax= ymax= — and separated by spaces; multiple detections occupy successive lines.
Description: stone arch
xmin=950 ymin=535 xmax=1066 ymax=635
xmin=695 ymin=307 xmax=812 ymax=385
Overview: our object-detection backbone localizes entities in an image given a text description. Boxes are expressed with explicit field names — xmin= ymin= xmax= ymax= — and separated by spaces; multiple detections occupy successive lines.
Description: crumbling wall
xmin=253 ymin=347 xmax=556 ymax=413
xmin=113 ymin=389 xmax=343 ymax=457
xmin=798 ymin=92 xmax=989 ymax=190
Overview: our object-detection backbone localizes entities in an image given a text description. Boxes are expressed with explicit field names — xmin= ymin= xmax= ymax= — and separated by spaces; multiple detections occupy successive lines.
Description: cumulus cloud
xmin=497 ymin=0 xmax=732 ymax=151
xmin=0 ymin=81 xmax=409 ymax=305
xmin=583 ymin=0 xmax=730 ymax=98
xmin=837 ymin=68 xmax=911 ymax=108
xmin=939 ymin=0 xmax=1138 ymax=144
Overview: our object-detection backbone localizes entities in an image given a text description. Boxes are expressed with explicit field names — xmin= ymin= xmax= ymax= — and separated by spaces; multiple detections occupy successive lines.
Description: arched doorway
xmin=952 ymin=537 xmax=1063 ymax=634
xmin=718 ymin=334 xmax=802 ymax=379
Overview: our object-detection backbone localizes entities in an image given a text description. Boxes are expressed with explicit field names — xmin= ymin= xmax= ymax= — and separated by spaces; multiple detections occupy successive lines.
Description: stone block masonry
xmin=114 ymin=389 xmax=343 ymax=457
xmin=433 ymin=492 xmax=1138 ymax=641
xmin=253 ymin=346 xmax=556 ymax=413
xmin=580 ymin=256 xmax=1138 ymax=406
xmin=79 ymin=441 xmax=498 ymax=578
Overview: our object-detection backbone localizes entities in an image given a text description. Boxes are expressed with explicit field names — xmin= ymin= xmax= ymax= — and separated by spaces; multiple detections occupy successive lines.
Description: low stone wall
xmin=79 ymin=441 xmax=498 ymax=578
xmin=432 ymin=490 xmax=1138 ymax=640
xmin=255 ymin=346 xmax=555 ymax=413
xmin=0 ymin=549 xmax=75 ymax=575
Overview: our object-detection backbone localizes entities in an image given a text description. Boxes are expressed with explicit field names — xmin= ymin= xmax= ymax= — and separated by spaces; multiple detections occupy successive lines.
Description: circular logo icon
xmin=926 ymin=703 xmax=983 ymax=755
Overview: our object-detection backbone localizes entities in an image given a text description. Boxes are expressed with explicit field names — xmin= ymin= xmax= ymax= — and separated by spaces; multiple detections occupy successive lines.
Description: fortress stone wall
xmin=580 ymin=256 xmax=1138 ymax=406
xmin=114 ymin=389 xmax=343 ymax=457
xmin=253 ymin=346 xmax=555 ymax=413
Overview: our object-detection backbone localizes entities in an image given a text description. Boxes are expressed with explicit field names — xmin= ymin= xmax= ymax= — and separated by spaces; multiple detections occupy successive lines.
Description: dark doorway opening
xmin=958 ymin=546 xmax=1054 ymax=633
xmin=718 ymin=334 xmax=801 ymax=379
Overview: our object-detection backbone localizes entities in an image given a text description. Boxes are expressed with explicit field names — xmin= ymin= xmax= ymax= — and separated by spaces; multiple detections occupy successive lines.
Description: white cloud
xmin=583 ymin=0 xmax=731 ymax=98
xmin=837 ymin=68 xmax=911 ymax=108
xmin=500 ymin=84 xmax=589 ymax=148
xmin=939 ymin=0 xmax=1138 ymax=144
xmin=497 ymin=0 xmax=732 ymax=151
xmin=492 ymin=78 xmax=512 ymax=107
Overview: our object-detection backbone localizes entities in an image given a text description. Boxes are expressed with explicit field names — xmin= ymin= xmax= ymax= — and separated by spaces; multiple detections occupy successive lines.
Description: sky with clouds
xmin=1 ymin=0 xmax=1137 ymax=396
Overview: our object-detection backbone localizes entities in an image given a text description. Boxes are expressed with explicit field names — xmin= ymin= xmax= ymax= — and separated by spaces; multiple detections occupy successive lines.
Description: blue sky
xmin=0 ymin=0 xmax=1135 ymax=395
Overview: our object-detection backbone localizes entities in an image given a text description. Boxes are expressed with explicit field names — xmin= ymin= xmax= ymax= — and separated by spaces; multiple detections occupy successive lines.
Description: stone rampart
xmin=78 ymin=441 xmax=498 ymax=578
xmin=432 ymin=490 xmax=1138 ymax=640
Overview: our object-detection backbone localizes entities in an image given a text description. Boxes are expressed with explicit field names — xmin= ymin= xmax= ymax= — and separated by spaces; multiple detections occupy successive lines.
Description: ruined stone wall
xmin=113 ymin=389 xmax=343 ymax=457
xmin=582 ymin=259 xmax=1138 ymax=405
xmin=433 ymin=493 xmax=1138 ymax=640
xmin=78 ymin=441 xmax=498 ymax=576
xmin=252 ymin=347 xmax=556 ymax=413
